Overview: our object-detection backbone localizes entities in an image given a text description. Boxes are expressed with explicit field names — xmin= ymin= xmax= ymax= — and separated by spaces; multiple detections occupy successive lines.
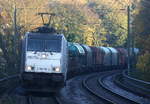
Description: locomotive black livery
xmin=67 ymin=42 xmax=139 ymax=78
xmin=21 ymin=26 xmax=68 ymax=92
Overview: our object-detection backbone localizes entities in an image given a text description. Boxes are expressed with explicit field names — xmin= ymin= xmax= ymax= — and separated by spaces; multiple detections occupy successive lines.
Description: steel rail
xmin=114 ymin=73 xmax=150 ymax=99
xmin=54 ymin=96 xmax=62 ymax=104
xmin=26 ymin=95 xmax=62 ymax=104
xmin=82 ymin=75 xmax=114 ymax=104
xmin=0 ymin=74 xmax=20 ymax=95
xmin=26 ymin=96 xmax=33 ymax=104
xmin=0 ymin=74 xmax=20 ymax=82
xmin=98 ymin=73 xmax=139 ymax=104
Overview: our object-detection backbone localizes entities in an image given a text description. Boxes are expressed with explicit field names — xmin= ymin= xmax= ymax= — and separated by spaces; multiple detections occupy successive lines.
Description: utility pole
xmin=13 ymin=6 xmax=17 ymax=54
xmin=127 ymin=6 xmax=131 ymax=75
xmin=130 ymin=5 xmax=135 ymax=69
xmin=14 ymin=7 xmax=17 ymax=37
xmin=13 ymin=3 xmax=18 ymax=70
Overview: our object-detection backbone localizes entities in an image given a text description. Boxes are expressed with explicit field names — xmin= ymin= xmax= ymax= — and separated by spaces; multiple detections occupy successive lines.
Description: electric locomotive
xmin=21 ymin=26 xmax=68 ymax=92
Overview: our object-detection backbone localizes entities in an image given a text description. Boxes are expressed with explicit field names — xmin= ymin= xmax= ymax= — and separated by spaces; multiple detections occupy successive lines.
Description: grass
xmin=130 ymin=69 xmax=150 ymax=82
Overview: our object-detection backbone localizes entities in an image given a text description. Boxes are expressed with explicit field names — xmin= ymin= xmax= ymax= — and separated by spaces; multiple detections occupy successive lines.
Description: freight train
xmin=20 ymin=26 xmax=139 ymax=93
xmin=67 ymin=42 xmax=139 ymax=78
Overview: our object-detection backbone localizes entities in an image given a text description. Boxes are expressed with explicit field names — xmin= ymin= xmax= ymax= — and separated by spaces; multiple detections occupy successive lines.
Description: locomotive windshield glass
xmin=27 ymin=39 xmax=61 ymax=52
xmin=27 ymin=39 xmax=43 ymax=51
xmin=45 ymin=40 xmax=61 ymax=52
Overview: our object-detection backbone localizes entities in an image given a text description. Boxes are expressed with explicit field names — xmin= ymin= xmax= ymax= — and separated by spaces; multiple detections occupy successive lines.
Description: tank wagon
xmin=21 ymin=26 xmax=68 ymax=92
xmin=67 ymin=43 xmax=139 ymax=78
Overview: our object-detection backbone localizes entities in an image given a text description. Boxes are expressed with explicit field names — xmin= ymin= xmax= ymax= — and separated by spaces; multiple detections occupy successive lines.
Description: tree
xmin=131 ymin=0 xmax=150 ymax=81
xmin=134 ymin=0 xmax=150 ymax=53
xmin=0 ymin=0 xmax=50 ymax=74
xmin=86 ymin=0 xmax=130 ymax=47
xmin=48 ymin=0 xmax=101 ymax=45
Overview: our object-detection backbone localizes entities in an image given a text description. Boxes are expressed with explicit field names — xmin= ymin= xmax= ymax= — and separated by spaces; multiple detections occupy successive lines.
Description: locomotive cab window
xmin=45 ymin=40 xmax=61 ymax=52
xmin=27 ymin=39 xmax=44 ymax=51
xmin=27 ymin=39 xmax=61 ymax=52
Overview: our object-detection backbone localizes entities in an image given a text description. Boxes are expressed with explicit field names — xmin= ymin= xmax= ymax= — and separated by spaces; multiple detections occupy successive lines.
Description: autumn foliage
xmin=131 ymin=0 xmax=150 ymax=81
xmin=135 ymin=52 xmax=150 ymax=81
xmin=136 ymin=52 xmax=150 ymax=71
xmin=0 ymin=0 xmax=149 ymax=80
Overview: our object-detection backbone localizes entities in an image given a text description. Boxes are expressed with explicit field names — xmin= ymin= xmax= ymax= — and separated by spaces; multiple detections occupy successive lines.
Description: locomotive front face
xmin=25 ymin=34 xmax=63 ymax=74
xmin=21 ymin=31 xmax=68 ymax=92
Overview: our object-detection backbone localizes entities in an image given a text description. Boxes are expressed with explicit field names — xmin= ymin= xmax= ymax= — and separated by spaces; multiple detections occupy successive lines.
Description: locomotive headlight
xmin=54 ymin=67 xmax=60 ymax=72
xmin=42 ymin=54 xmax=46 ymax=58
xmin=26 ymin=66 xmax=34 ymax=71
xmin=26 ymin=66 xmax=32 ymax=71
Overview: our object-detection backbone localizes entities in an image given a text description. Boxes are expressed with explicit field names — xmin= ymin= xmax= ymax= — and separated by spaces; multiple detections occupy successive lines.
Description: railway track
xmin=100 ymin=73 xmax=149 ymax=104
xmin=26 ymin=95 xmax=62 ymax=104
xmin=0 ymin=75 xmax=64 ymax=104
xmin=27 ymin=96 xmax=33 ymax=104
xmin=99 ymin=73 xmax=139 ymax=104
xmin=82 ymin=71 xmax=138 ymax=104
xmin=114 ymin=73 xmax=150 ymax=99
xmin=83 ymin=74 xmax=114 ymax=104
xmin=0 ymin=75 xmax=20 ymax=97
xmin=0 ymin=75 xmax=20 ymax=104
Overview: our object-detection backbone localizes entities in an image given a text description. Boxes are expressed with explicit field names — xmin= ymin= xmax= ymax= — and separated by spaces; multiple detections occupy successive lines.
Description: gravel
xmin=59 ymin=74 xmax=98 ymax=104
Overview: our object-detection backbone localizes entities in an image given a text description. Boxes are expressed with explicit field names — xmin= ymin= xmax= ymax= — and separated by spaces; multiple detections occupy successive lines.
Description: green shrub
xmin=135 ymin=52 xmax=150 ymax=82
